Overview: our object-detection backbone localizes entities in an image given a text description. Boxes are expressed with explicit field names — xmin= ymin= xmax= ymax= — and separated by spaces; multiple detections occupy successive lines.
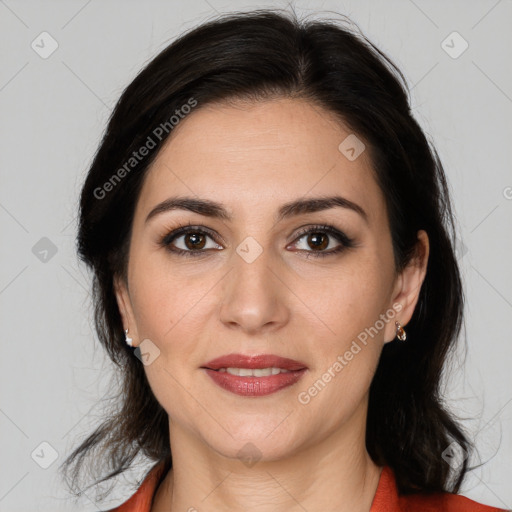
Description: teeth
xmin=217 ymin=367 xmax=291 ymax=376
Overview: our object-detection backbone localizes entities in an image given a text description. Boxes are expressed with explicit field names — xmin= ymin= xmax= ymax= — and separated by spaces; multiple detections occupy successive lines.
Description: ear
xmin=113 ymin=275 xmax=139 ymax=347
xmin=383 ymin=230 xmax=429 ymax=343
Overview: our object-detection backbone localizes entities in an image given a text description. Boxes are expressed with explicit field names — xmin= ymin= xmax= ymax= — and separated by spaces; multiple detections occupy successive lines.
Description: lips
xmin=202 ymin=353 xmax=307 ymax=371
xmin=203 ymin=367 xmax=307 ymax=396
xmin=202 ymin=354 xmax=308 ymax=397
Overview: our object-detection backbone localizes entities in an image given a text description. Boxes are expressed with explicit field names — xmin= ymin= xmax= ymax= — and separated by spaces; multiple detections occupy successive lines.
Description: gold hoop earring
xmin=395 ymin=321 xmax=406 ymax=341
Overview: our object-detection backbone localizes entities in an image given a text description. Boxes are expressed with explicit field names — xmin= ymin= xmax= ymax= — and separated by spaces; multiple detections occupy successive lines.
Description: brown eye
xmin=160 ymin=226 xmax=223 ymax=257
xmin=306 ymin=232 xmax=329 ymax=251
xmin=161 ymin=224 xmax=354 ymax=259
xmin=288 ymin=224 xmax=355 ymax=259
xmin=184 ymin=232 xmax=207 ymax=250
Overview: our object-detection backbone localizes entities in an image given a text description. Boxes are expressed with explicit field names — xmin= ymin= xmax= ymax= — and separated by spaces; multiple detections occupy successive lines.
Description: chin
xmin=202 ymin=417 xmax=305 ymax=462
xmin=210 ymin=436 xmax=297 ymax=465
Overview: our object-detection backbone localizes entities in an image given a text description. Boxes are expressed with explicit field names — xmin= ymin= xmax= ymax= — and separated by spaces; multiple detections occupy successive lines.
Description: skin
xmin=114 ymin=97 xmax=429 ymax=512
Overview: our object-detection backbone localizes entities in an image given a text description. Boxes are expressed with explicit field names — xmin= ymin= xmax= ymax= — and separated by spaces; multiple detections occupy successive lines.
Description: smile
xmin=203 ymin=367 xmax=307 ymax=396
xmin=217 ymin=367 xmax=291 ymax=376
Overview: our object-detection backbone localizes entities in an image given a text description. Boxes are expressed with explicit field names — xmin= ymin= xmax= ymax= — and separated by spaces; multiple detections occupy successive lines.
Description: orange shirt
xmin=107 ymin=460 xmax=508 ymax=511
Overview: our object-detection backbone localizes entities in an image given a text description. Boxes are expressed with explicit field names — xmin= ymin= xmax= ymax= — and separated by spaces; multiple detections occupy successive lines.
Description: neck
xmin=152 ymin=403 xmax=382 ymax=512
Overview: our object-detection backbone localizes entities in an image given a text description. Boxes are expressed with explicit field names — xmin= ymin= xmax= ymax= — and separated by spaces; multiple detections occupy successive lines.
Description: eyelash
xmin=158 ymin=222 xmax=355 ymax=259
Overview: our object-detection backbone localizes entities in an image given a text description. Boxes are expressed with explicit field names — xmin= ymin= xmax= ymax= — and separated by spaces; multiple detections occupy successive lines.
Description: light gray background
xmin=1 ymin=0 xmax=511 ymax=510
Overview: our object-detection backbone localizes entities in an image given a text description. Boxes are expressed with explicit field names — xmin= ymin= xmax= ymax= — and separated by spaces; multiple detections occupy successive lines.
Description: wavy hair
xmin=60 ymin=7 xmax=472 ymax=502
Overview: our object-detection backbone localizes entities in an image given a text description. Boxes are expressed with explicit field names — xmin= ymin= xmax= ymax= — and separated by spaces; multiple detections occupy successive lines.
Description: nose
xmin=219 ymin=248 xmax=290 ymax=334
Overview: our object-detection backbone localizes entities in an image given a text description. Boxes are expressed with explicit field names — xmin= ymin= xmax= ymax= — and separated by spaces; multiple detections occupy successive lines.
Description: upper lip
xmin=202 ymin=353 xmax=308 ymax=371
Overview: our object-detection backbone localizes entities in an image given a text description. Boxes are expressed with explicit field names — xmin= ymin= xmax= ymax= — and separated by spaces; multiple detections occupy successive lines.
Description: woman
xmin=60 ymin=8 xmax=507 ymax=512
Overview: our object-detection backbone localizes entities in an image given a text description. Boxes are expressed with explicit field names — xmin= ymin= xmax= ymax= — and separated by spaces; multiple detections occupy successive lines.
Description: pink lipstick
xmin=201 ymin=353 xmax=308 ymax=397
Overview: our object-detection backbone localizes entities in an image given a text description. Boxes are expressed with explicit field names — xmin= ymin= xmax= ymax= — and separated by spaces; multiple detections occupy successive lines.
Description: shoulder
xmin=398 ymin=491 xmax=509 ymax=512
xmin=102 ymin=458 xmax=171 ymax=512
xmin=372 ymin=466 xmax=508 ymax=512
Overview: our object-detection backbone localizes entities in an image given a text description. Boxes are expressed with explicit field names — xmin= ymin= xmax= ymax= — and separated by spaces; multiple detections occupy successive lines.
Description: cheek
xmin=127 ymin=254 xmax=219 ymax=385
xmin=295 ymin=257 xmax=390 ymax=345
xmin=296 ymin=289 xmax=384 ymax=423
xmin=292 ymin=257 xmax=391 ymax=412
xmin=128 ymin=251 xmax=201 ymax=338
xmin=128 ymin=260 xmax=208 ymax=418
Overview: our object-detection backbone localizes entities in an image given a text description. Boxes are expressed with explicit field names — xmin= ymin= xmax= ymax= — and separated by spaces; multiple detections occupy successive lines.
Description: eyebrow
xmin=145 ymin=195 xmax=369 ymax=225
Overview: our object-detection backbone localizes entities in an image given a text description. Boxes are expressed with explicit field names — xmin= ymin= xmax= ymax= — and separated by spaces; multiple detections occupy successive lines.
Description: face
xmin=115 ymin=97 xmax=428 ymax=463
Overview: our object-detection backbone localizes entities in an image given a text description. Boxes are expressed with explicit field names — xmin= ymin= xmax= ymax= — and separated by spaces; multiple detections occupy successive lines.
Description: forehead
xmin=135 ymin=98 xmax=385 ymax=226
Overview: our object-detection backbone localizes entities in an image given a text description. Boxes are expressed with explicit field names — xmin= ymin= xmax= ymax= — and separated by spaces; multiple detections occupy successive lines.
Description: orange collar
xmin=109 ymin=460 xmax=506 ymax=512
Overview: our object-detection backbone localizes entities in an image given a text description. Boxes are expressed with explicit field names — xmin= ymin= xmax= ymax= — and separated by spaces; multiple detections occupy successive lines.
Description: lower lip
xmin=203 ymin=368 xmax=307 ymax=396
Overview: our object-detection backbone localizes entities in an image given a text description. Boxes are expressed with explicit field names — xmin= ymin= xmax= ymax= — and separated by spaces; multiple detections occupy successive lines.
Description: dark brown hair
xmin=60 ymin=7 xmax=473 ymax=503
